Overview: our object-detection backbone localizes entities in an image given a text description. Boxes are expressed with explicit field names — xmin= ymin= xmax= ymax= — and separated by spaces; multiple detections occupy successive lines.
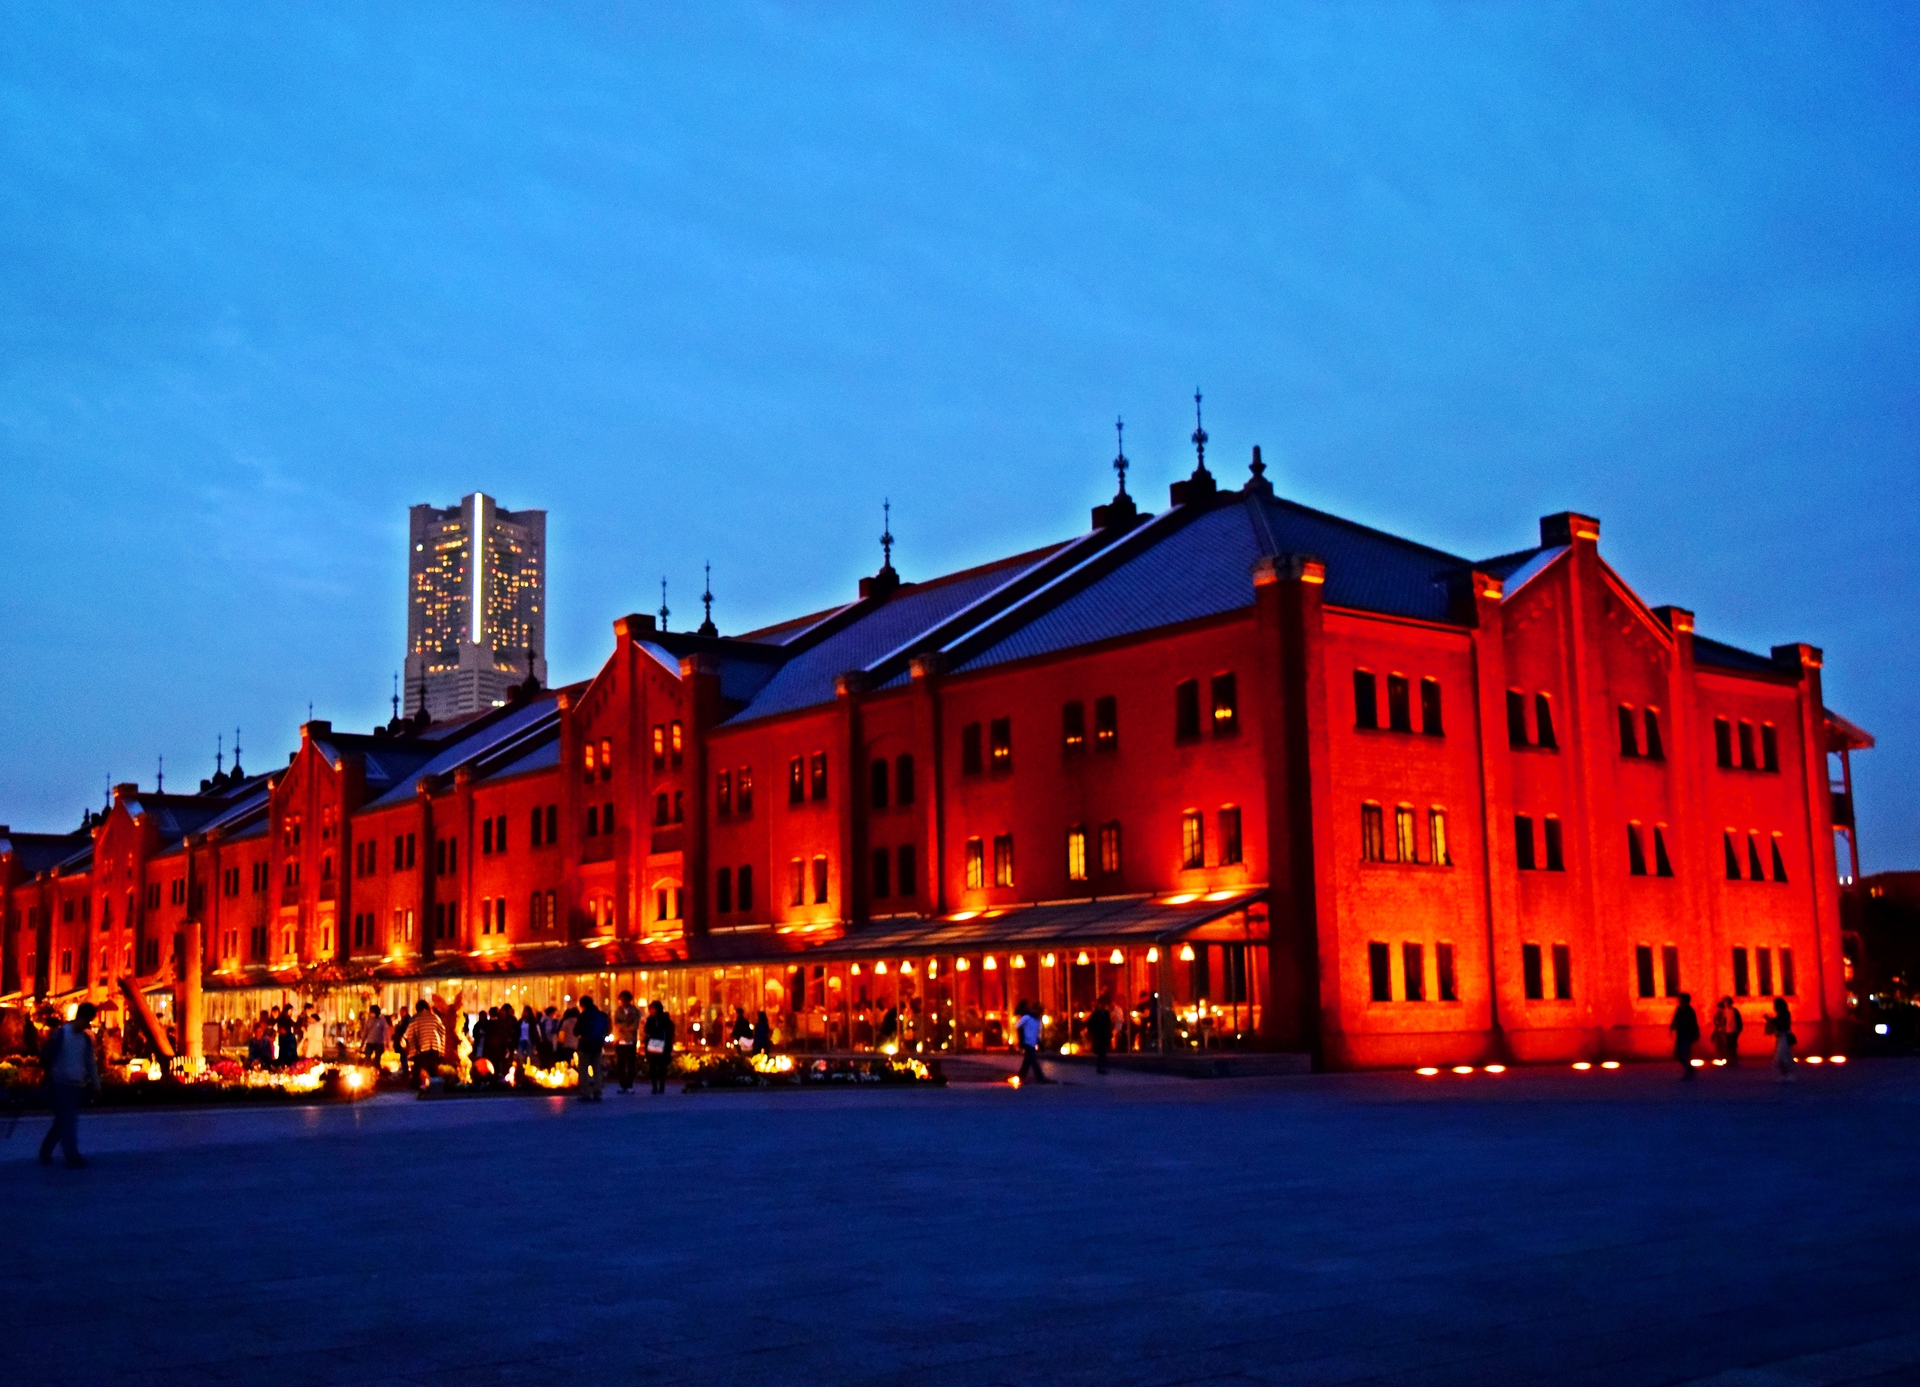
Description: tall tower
xmin=405 ymin=493 xmax=546 ymax=720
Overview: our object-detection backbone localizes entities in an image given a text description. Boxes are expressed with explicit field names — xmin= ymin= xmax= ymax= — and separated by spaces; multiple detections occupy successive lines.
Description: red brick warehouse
xmin=0 ymin=425 xmax=1873 ymax=1069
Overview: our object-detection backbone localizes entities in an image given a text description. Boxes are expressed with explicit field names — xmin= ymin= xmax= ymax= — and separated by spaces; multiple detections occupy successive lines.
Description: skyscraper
xmin=405 ymin=493 xmax=546 ymax=720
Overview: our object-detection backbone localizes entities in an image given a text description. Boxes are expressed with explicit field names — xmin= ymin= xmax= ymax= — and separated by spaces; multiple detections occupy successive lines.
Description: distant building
xmin=405 ymin=494 xmax=545 ymax=719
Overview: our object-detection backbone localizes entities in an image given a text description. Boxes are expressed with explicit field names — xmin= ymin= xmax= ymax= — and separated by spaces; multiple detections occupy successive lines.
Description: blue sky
xmin=2 ymin=3 xmax=1916 ymax=866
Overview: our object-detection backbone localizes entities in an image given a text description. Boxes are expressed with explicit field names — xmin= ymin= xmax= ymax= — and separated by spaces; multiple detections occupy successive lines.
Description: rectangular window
xmin=1732 ymin=947 xmax=1750 ymax=996
xmin=1780 ymin=948 xmax=1796 ymax=997
xmin=1402 ymin=942 xmax=1425 ymax=1001
xmin=654 ymin=889 xmax=667 ymax=922
xmin=1543 ymin=817 xmax=1564 ymax=872
xmin=650 ymin=725 xmax=665 ymax=770
xmin=1067 ymin=827 xmax=1088 ymax=882
xmin=716 ymin=866 xmax=732 ymax=914
xmin=1534 ymin=694 xmax=1558 ymax=750
xmin=810 ymin=752 xmax=828 ymax=802
xmin=1619 ymin=705 xmax=1639 ymax=757
xmin=1386 ymin=674 xmax=1411 ymax=732
xmin=1714 ymin=717 xmax=1733 ymax=768
xmin=961 ymin=722 xmax=983 ymax=775
xmin=1099 ymin=822 xmax=1122 ymax=875
xmin=1094 ymin=695 xmax=1118 ymax=751
xmin=870 ymin=848 xmax=890 ymax=899
xmin=736 ymin=770 xmax=752 ymax=815
xmin=1368 ymin=941 xmax=1392 ymax=1003
xmin=1507 ymin=689 xmax=1529 ymax=748
xmin=894 ymin=847 xmax=913 ymax=898
xmin=669 ymin=722 xmax=683 ymax=769
xmin=1436 ymin=943 xmax=1457 ymax=1001
xmin=602 ymin=802 xmax=615 ymax=833
xmin=1355 ymin=672 xmax=1379 ymax=730
xmin=1737 ymin=720 xmax=1755 ymax=769
xmin=495 ymin=814 xmax=507 ymax=852
xmin=1661 ymin=945 xmax=1681 ymax=998
xmin=1420 ymin=678 xmax=1443 ymax=736
xmin=737 ymin=866 xmax=753 ymax=911
xmin=1522 ymin=943 xmax=1544 ymax=1000
xmin=1771 ymin=837 xmax=1788 ymax=883
xmin=989 ymin=717 xmax=1012 ymax=771
xmin=789 ymin=757 xmax=805 ymax=805
xmin=1654 ymin=826 xmax=1674 ymax=877
xmin=483 ymin=817 xmax=494 ymax=853
xmin=529 ymin=807 xmax=543 ymax=846
xmin=717 ymin=769 xmax=732 ymax=816
xmin=1515 ymin=815 xmax=1536 ymax=871
xmin=1175 ymin=679 xmax=1201 ymax=741
xmin=869 ymin=758 xmax=888 ymax=809
xmin=1636 ymin=944 xmax=1656 ymax=999
xmin=1362 ymin=804 xmax=1387 ymax=863
xmin=992 ymin=834 xmax=1014 ymax=888
xmin=1747 ymin=834 xmax=1765 ymax=881
xmin=1724 ymin=832 xmax=1742 ymax=880
xmin=1211 ymin=674 xmax=1238 ymax=734
xmin=1627 ymin=824 xmax=1647 ymax=876
xmin=1429 ymin=809 xmax=1450 ymax=866
xmin=965 ymin=838 xmax=985 ymax=889
xmin=1394 ymin=806 xmax=1417 ymax=863
xmin=1644 ymin=708 xmax=1664 ymax=760
xmin=1755 ymin=946 xmax=1774 ymax=997
xmin=1219 ymin=807 xmax=1242 ymax=865
xmin=1181 ymin=811 xmax=1205 ymax=869
xmin=586 ymin=740 xmax=600 ymax=782
xmin=654 ymin=792 xmax=669 ymax=827
xmin=811 ymin=855 xmax=829 ymax=905
xmin=789 ymin=859 xmax=805 ymax=908
xmin=1552 ymin=944 xmax=1572 ymax=1001
xmin=1760 ymin=724 xmax=1779 ymax=772
xmin=894 ymin=756 xmax=914 ymax=805
xmin=1062 ymin=701 xmax=1086 ymax=752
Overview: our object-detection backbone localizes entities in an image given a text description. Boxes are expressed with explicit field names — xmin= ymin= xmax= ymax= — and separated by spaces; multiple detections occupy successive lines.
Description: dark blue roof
xmin=362 ymin=699 xmax=562 ymax=808
xmin=1694 ymin=636 xmax=1781 ymax=676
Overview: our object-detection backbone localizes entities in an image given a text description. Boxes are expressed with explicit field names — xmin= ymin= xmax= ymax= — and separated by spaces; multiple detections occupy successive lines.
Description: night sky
xmin=3 ymin=5 xmax=1915 ymax=867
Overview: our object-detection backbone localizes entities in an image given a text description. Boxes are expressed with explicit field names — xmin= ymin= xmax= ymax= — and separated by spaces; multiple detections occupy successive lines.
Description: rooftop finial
xmin=880 ymin=500 xmax=895 ymax=572
xmin=156 ymin=754 xmax=164 ymax=794
xmin=860 ymin=499 xmax=902 ymax=600
xmin=216 ymin=734 xmax=224 ymax=777
xmin=1191 ymin=388 xmax=1208 ymax=471
xmin=1113 ymin=416 xmax=1129 ymax=497
xmin=233 ymin=726 xmax=242 ymax=775
xmin=391 ymin=672 xmax=400 ymax=722
xmin=1245 ymin=443 xmax=1273 ymax=497
xmin=698 ymin=561 xmax=717 ymax=637
xmin=658 ymin=577 xmax=670 ymax=632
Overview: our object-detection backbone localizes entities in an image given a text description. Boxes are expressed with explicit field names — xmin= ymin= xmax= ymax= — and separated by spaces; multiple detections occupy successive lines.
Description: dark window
xmin=737 ymin=865 xmax=753 ymax=912
xmin=1368 ymin=942 xmax=1392 ymax=1002
xmin=989 ymin=717 xmax=1012 ymax=771
xmin=992 ymin=834 xmax=1014 ymax=888
xmin=1515 ymin=815 xmax=1536 ymax=871
xmin=653 ymin=793 xmax=668 ymax=828
xmin=496 ymin=814 xmax=507 ymax=853
xmin=1094 ymin=696 xmax=1118 ymax=751
xmin=960 ymin=723 xmax=983 ymax=775
xmin=1062 ymin=701 xmax=1086 ymax=752
xmin=1643 ymin=708 xmax=1664 ymax=760
xmin=1757 ymin=947 xmax=1774 ymax=997
xmin=530 ymin=807 xmax=543 ymax=846
xmin=1627 ymin=824 xmax=1647 ymax=876
xmin=1420 ymin=678 xmax=1443 ymax=736
xmin=1211 ymin=674 xmax=1238 ymax=735
xmin=1723 ymin=832 xmax=1741 ymax=880
xmin=1780 ymin=948 xmax=1796 ymax=996
xmin=1219 ymin=807 xmax=1243 ymax=865
xmin=1175 ymin=679 xmax=1201 ymax=741
xmin=717 ymin=769 xmax=732 ymax=816
xmin=587 ymin=806 xmax=601 ymax=837
xmin=1747 ymin=834 xmax=1764 ymax=881
xmin=1714 ymin=717 xmax=1733 ymax=768
xmin=1619 ymin=705 xmax=1639 ymax=757
xmin=1361 ymin=804 xmax=1386 ymax=863
xmin=1654 ymin=826 xmax=1674 ymax=877
xmin=543 ymin=807 xmax=555 ymax=844
xmin=1771 ymin=838 xmax=1788 ymax=883
xmin=896 ymin=845 xmax=916 ymax=898
xmin=1552 ymin=944 xmax=1572 ymax=1001
xmin=1182 ymin=811 xmax=1205 ymax=869
xmin=810 ymin=753 xmax=828 ymax=802
xmin=737 ymin=770 xmax=752 ymax=815
xmin=1732 ymin=947 xmax=1750 ymax=997
xmin=870 ymin=847 xmax=890 ymax=899
xmin=1355 ymin=672 xmax=1379 ymax=730
xmin=1636 ymin=944 xmax=1656 ymax=999
xmin=1534 ymin=694 xmax=1558 ymax=750
xmin=1522 ymin=943 xmax=1544 ymax=1000
xmin=788 ymin=756 xmax=805 ymax=805
xmin=1760 ymin=724 xmax=1779 ymax=772
xmin=1737 ymin=720 xmax=1755 ymax=769
xmin=1402 ymin=942 xmax=1425 ymax=1001
xmin=669 ymin=793 xmax=680 ymax=825
xmin=870 ymin=758 xmax=889 ymax=810
xmin=895 ymin=755 xmax=915 ymax=805
xmin=483 ymin=819 xmax=496 ymax=854
xmin=1386 ymin=675 xmax=1411 ymax=732
xmin=1661 ymin=945 xmax=1681 ymax=998
xmin=435 ymin=838 xmax=448 ymax=873
xmin=1436 ymin=943 xmax=1457 ymax=1002
xmin=1543 ymin=817 xmax=1565 ymax=871
xmin=811 ymin=855 xmax=828 ymax=905
xmin=1506 ymin=690 xmax=1528 ymax=748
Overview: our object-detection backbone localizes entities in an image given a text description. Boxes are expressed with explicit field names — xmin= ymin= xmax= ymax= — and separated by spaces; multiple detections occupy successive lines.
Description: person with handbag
xmin=1765 ymin=998 xmax=1796 ymax=1080
xmin=643 ymin=1000 xmax=675 ymax=1094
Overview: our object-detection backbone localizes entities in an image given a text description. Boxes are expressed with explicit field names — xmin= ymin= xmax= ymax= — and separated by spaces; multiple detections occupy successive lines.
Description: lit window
xmin=1062 ymin=701 xmax=1086 ymax=752
xmin=1394 ymin=806 xmax=1416 ymax=863
xmin=1361 ymin=804 xmax=1386 ymax=863
xmin=1219 ymin=807 xmax=1242 ymax=866
xmin=1182 ymin=811 xmax=1205 ymax=869
xmin=989 ymin=718 xmax=1012 ymax=771
xmin=600 ymin=737 xmax=614 ymax=781
xmin=1067 ymin=827 xmax=1088 ymax=882
xmin=1211 ymin=674 xmax=1238 ymax=734
xmin=992 ymin=835 xmax=1014 ymax=888
xmin=1099 ymin=822 xmax=1122 ymax=875
xmin=1094 ymin=696 xmax=1118 ymax=751
xmin=1428 ymin=809 xmax=1450 ymax=867
xmin=965 ymin=837 xmax=985 ymax=890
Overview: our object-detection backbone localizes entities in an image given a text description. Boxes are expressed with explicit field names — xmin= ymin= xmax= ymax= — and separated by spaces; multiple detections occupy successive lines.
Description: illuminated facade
xmin=0 ymin=447 xmax=1873 ymax=1069
xmin=406 ymin=493 xmax=546 ymax=720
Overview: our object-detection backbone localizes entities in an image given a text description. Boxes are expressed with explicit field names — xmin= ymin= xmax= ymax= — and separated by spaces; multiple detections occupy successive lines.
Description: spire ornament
xmin=1092 ymin=414 xmax=1142 ymax=531
xmin=1191 ymin=389 xmax=1208 ymax=472
xmin=1170 ymin=387 xmax=1219 ymax=506
xmin=860 ymin=499 xmax=901 ymax=600
xmin=658 ymin=577 xmax=670 ymax=633
xmin=698 ymin=562 xmax=717 ymax=637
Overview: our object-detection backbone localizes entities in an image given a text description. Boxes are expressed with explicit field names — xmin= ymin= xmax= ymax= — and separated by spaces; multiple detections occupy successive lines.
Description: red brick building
xmin=0 ymin=446 xmax=1873 ymax=1067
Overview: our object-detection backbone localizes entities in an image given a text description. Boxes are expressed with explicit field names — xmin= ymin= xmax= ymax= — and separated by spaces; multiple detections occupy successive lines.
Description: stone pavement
xmin=7 ymin=1058 xmax=1920 ymax=1386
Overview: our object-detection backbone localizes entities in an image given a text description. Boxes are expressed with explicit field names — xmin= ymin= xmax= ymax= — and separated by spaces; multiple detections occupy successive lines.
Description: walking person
xmin=1710 ymin=999 xmax=1730 ymax=1062
xmin=557 ymin=1005 xmax=579 ymax=1071
xmin=752 ymin=1009 xmax=771 ymax=1055
xmin=644 ymin=1001 xmax=675 ymax=1094
xmin=731 ymin=1006 xmax=753 ymax=1052
xmin=276 ymin=1009 xmax=299 ymax=1067
xmin=1669 ymin=992 xmax=1701 ymax=1079
xmin=1725 ymin=997 xmax=1744 ymax=1064
xmin=405 ymin=999 xmax=445 ymax=1085
xmin=574 ymin=996 xmax=610 ymax=1102
xmin=391 ymin=1004 xmax=413 ymax=1077
xmin=612 ymin=991 xmax=642 ymax=1094
xmin=1765 ymin=998 xmax=1797 ymax=1080
xmin=1014 ymin=1000 xmax=1050 ymax=1084
xmin=1087 ymin=995 xmax=1115 ymax=1075
xmin=361 ymin=1005 xmax=392 ymax=1067
xmin=38 ymin=1002 xmax=100 ymax=1168
xmin=536 ymin=1005 xmax=558 ymax=1069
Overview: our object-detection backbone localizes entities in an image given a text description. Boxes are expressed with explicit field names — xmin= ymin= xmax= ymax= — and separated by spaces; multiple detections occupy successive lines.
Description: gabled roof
xmin=1 ymin=830 xmax=91 ymax=875
xmin=1693 ymin=636 xmax=1783 ymax=676
xmin=361 ymin=695 xmax=564 ymax=809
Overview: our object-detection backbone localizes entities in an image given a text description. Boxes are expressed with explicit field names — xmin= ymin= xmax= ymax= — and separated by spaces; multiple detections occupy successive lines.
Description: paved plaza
xmin=7 ymin=1057 xmax=1920 ymax=1386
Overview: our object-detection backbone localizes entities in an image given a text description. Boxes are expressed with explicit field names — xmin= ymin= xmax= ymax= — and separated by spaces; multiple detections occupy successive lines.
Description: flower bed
xmin=678 ymin=1051 xmax=945 ymax=1091
xmin=0 ymin=1056 xmax=381 ymax=1108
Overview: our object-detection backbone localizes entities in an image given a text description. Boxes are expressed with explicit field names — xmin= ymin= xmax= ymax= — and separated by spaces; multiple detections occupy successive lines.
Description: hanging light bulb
xmin=1146 ymin=947 xmax=1159 ymax=963
xmin=983 ymin=955 xmax=997 ymax=970
xmin=1109 ymin=948 xmax=1124 ymax=965
xmin=1010 ymin=954 xmax=1025 ymax=969
xmin=900 ymin=960 xmax=914 ymax=975
xmin=1042 ymin=953 xmax=1057 ymax=968
xmin=1178 ymin=943 xmax=1195 ymax=962
xmin=851 ymin=963 xmax=862 ymax=976
xmin=957 ymin=957 xmax=971 ymax=971
xmin=875 ymin=961 xmax=888 ymax=975
xmin=1075 ymin=950 xmax=1091 ymax=966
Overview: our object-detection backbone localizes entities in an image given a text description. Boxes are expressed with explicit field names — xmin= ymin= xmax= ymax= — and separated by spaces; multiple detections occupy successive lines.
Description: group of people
xmin=241 ymin=1004 xmax=330 ymax=1067
xmin=1668 ymin=993 xmax=1800 ymax=1078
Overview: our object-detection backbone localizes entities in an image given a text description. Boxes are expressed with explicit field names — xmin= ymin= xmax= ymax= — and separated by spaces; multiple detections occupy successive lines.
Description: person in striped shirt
xmin=406 ymin=1000 xmax=446 ymax=1083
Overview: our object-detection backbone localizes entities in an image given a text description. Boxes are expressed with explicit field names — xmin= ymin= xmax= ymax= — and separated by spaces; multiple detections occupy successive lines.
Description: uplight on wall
xmin=1075 ymin=951 xmax=1091 ymax=966
xmin=1146 ymin=947 xmax=1160 ymax=964
xmin=1109 ymin=949 xmax=1124 ymax=965
xmin=1041 ymin=953 xmax=1057 ymax=968
xmin=1178 ymin=944 xmax=1196 ymax=962
xmin=1011 ymin=954 xmax=1026 ymax=969
xmin=875 ymin=961 xmax=888 ymax=975
xmin=984 ymin=955 xmax=998 ymax=970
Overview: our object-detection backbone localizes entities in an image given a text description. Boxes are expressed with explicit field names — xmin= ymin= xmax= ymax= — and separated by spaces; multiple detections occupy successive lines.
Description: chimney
xmin=1539 ymin=513 xmax=1600 ymax=548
